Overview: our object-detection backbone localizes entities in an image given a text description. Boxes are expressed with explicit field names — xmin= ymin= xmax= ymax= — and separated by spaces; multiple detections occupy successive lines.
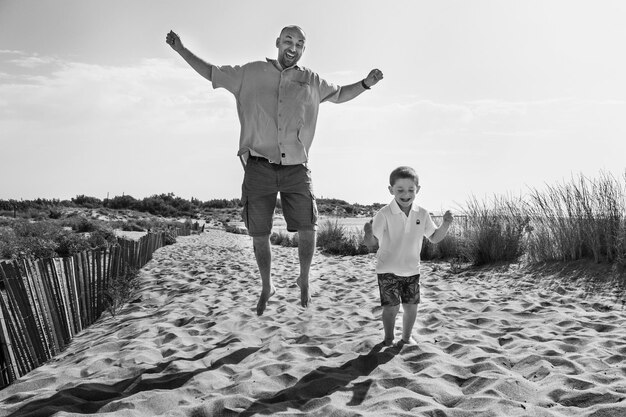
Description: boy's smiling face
xmin=389 ymin=178 xmax=421 ymax=210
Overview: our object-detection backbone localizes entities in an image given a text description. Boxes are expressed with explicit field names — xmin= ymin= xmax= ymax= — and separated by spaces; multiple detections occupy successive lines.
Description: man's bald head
xmin=276 ymin=26 xmax=306 ymax=69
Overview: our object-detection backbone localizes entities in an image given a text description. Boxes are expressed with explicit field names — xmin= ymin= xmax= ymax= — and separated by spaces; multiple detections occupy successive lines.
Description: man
xmin=166 ymin=26 xmax=383 ymax=315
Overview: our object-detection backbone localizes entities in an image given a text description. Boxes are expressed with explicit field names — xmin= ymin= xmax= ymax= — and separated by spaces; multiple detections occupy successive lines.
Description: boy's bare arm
xmin=363 ymin=220 xmax=379 ymax=252
xmin=429 ymin=210 xmax=454 ymax=244
xmin=166 ymin=30 xmax=213 ymax=81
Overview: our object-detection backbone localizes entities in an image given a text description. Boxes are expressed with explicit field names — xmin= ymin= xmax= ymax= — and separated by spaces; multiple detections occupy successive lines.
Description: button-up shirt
xmin=372 ymin=199 xmax=437 ymax=276
xmin=211 ymin=59 xmax=342 ymax=165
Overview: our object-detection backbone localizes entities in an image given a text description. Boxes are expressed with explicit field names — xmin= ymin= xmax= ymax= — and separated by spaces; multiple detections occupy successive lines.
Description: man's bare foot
xmin=383 ymin=338 xmax=394 ymax=347
xmin=296 ymin=276 xmax=311 ymax=308
xmin=395 ymin=336 xmax=417 ymax=348
xmin=256 ymin=286 xmax=276 ymax=316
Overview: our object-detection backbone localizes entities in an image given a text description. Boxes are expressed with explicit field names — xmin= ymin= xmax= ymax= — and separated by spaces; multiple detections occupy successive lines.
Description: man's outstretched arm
xmin=166 ymin=30 xmax=213 ymax=81
xmin=335 ymin=68 xmax=383 ymax=103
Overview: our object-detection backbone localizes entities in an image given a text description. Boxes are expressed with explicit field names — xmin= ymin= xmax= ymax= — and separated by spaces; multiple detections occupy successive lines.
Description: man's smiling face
xmin=389 ymin=178 xmax=420 ymax=210
xmin=276 ymin=26 xmax=306 ymax=69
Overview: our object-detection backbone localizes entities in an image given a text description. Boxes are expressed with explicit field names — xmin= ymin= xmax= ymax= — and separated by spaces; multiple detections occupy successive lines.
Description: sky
xmin=1 ymin=0 xmax=625 ymax=212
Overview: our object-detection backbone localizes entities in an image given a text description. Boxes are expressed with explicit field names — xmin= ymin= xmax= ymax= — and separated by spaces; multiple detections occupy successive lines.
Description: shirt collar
xmin=266 ymin=58 xmax=302 ymax=72
xmin=390 ymin=198 xmax=419 ymax=215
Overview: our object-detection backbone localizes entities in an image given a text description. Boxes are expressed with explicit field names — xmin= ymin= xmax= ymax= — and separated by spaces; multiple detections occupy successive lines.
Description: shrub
xmin=72 ymin=195 xmax=103 ymax=208
xmin=317 ymin=219 xmax=369 ymax=256
xmin=316 ymin=219 xmax=346 ymax=248
xmin=107 ymin=195 xmax=139 ymax=210
xmin=56 ymin=233 xmax=92 ymax=258
xmin=321 ymin=234 xmax=369 ymax=256
xmin=461 ymin=196 xmax=528 ymax=266
xmin=1 ymin=221 xmax=64 ymax=258
xmin=270 ymin=230 xmax=299 ymax=247
xmin=122 ymin=222 xmax=145 ymax=232
xmin=421 ymin=234 xmax=464 ymax=261
xmin=0 ymin=227 xmax=18 ymax=260
xmin=202 ymin=198 xmax=242 ymax=209
xmin=163 ymin=229 xmax=177 ymax=245
xmin=104 ymin=264 xmax=140 ymax=317
xmin=73 ymin=217 xmax=100 ymax=233
xmin=12 ymin=220 xmax=63 ymax=240
xmin=88 ymin=227 xmax=117 ymax=249
xmin=224 ymin=224 xmax=248 ymax=235
xmin=17 ymin=236 xmax=58 ymax=259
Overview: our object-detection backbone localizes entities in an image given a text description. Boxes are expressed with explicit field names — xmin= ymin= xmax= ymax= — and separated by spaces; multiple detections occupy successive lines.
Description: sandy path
xmin=1 ymin=229 xmax=625 ymax=416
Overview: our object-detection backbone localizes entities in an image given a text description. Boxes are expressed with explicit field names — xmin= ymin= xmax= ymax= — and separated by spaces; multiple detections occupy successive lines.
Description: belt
xmin=248 ymin=155 xmax=282 ymax=165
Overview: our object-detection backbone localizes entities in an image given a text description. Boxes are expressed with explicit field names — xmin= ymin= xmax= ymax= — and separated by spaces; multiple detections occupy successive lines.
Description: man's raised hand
xmin=166 ymin=30 xmax=183 ymax=51
xmin=364 ymin=69 xmax=384 ymax=88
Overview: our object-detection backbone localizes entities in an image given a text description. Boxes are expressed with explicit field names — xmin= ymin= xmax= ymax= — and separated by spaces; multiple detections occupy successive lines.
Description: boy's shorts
xmin=241 ymin=157 xmax=318 ymax=237
xmin=377 ymin=273 xmax=421 ymax=306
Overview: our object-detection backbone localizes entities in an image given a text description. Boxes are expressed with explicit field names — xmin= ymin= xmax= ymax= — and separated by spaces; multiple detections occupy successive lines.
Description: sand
xmin=1 ymin=228 xmax=625 ymax=416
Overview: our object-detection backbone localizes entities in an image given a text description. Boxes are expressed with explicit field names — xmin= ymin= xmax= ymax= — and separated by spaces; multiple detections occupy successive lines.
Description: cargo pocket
xmin=310 ymin=191 xmax=318 ymax=226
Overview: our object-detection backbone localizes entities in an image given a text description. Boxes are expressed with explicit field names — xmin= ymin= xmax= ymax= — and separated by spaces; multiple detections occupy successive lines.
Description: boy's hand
xmin=443 ymin=210 xmax=454 ymax=224
xmin=363 ymin=219 xmax=378 ymax=252
xmin=364 ymin=219 xmax=373 ymax=236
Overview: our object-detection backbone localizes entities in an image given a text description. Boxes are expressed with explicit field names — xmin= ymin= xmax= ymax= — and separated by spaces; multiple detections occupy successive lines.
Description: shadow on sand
xmin=6 ymin=337 xmax=257 ymax=417
xmin=6 ymin=340 xmax=401 ymax=417
xmin=239 ymin=342 xmax=402 ymax=416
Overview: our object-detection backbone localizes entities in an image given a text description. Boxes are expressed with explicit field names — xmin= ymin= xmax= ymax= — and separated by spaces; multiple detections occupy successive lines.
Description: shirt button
xmin=282 ymin=153 xmax=286 ymax=158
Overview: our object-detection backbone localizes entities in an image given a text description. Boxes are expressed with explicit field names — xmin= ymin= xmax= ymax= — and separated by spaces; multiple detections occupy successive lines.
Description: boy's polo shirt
xmin=211 ymin=59 xmax=342 ymax=165
xmin=372 ymin=199 xmax=437 ymax=276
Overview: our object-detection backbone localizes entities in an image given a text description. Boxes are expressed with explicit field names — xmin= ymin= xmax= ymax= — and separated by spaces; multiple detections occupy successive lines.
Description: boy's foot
xmin=256 ymin=287 xmax=276 ymax=316
xmin=296 ymin=276 xmax=311 ymax=308
xmin=395 ymin=336 xmax=417 ymax=348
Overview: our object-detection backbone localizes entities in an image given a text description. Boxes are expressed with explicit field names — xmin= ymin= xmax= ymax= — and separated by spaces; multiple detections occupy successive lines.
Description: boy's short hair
xmin=389 ymin=166 xmax=419 ymax=186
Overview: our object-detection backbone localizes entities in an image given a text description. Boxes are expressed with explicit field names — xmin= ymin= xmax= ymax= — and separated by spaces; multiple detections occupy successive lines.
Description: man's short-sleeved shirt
xmin=211 ymin=59 xmax=342 ymax=165
xmin=372 ymin=199 xmax=437 ymax=276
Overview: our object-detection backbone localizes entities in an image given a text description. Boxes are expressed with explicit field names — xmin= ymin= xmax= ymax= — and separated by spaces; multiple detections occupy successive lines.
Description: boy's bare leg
xmin=253 ymin=235 xmax=275 ymax=315
xmin=401 ymin=303 xmax=418 ymax=343
xmin=382 ymin=304 xmax=400 ymax=345
xmin=295 ymin=230 xmax=315 ymax=307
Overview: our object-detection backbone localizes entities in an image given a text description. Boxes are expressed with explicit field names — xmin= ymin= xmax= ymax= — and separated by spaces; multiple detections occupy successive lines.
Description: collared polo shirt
xmin=372 ymin=199 xmax=437 ymax=276
xmin=211 ymin=59 xmax=342 ymax=165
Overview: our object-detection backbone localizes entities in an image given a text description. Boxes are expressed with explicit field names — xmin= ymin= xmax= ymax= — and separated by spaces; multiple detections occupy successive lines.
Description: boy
xmin=364 ymin=166 xmax=453 ymax=347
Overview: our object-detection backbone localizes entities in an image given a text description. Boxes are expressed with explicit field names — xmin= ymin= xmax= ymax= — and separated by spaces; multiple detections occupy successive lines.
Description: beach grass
xmin=265 ymin=171 xmax=626 ymax=272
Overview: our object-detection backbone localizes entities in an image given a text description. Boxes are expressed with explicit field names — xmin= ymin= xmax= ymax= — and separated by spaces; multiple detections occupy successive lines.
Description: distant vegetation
xmin=0 ymin=193 xmax=380 ymax=260
xmin=0 ymin=194 xmax=381 ymax=221
xmin=0 ymin=193 xmax=242 ymax=220
xmin=0 ymin=212 xmax=185 ymax=261
xmin=2 ymin=171 xmax=625 ymax=272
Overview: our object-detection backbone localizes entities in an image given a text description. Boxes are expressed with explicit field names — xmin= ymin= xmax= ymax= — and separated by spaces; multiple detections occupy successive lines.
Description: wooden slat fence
xmin=0 ymin=227 xmax=190 ymax=389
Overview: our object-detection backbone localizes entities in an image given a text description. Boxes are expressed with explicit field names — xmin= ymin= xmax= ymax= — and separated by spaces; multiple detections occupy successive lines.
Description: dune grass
xmin=525 ymin=172 xmax=626 ymax=265
xmin=267 ymin=171 xmax=626 ymax=272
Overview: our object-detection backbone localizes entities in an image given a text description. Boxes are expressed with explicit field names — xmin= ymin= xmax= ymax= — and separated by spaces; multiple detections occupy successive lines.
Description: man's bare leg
xmin=253 ymin=234 xmax=275 ymax=315
xmin=295 ymin=229 xmax=315 ymax=307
